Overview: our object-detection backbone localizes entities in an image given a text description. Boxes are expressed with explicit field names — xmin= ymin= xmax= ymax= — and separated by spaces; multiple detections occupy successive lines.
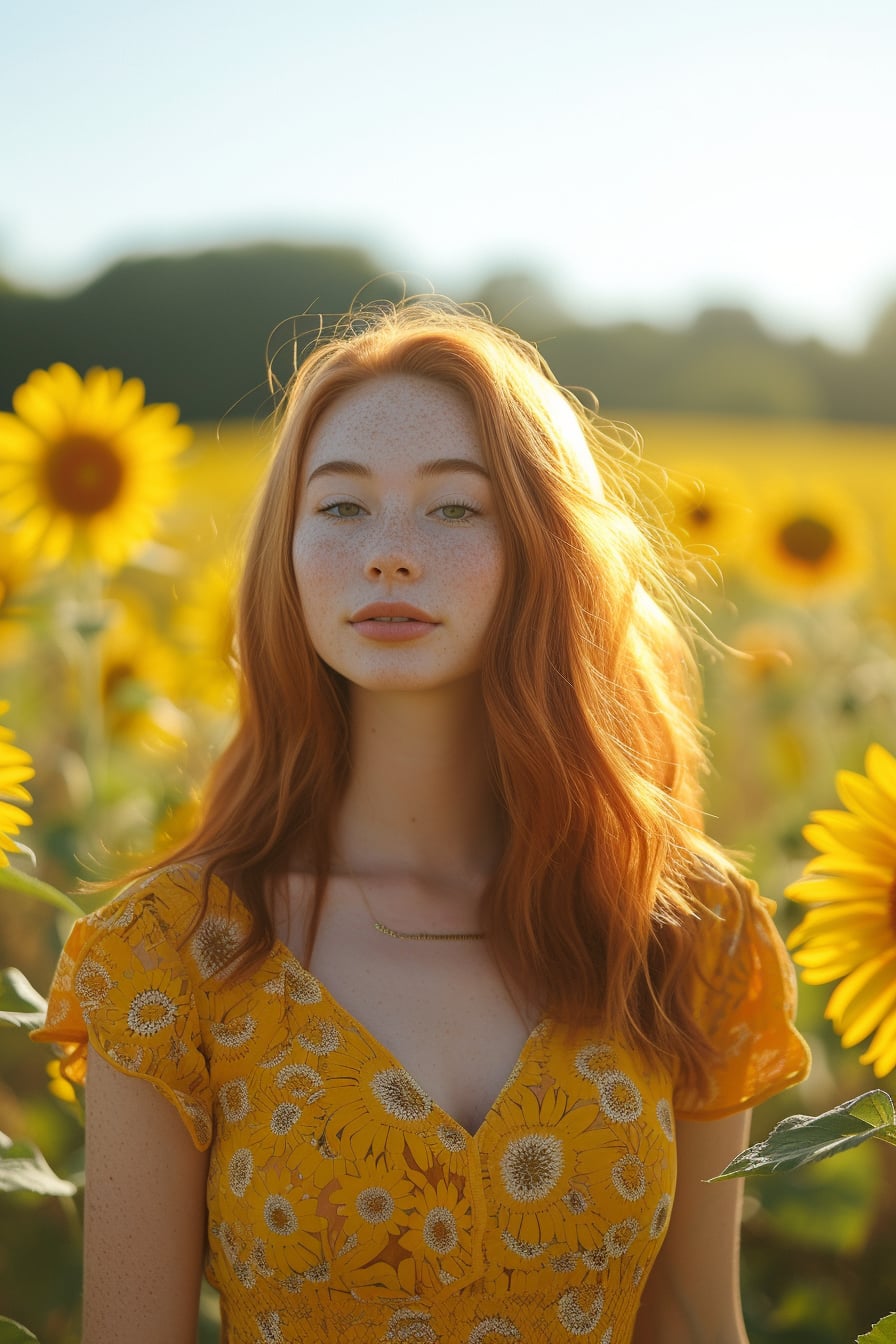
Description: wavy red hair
xmin=165 ymin=299 xmax=732 ymax=1095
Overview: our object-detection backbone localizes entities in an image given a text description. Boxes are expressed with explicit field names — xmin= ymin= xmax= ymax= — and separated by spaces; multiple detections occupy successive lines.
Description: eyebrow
xmin=305 ymin=457 xmax=491 ymax=485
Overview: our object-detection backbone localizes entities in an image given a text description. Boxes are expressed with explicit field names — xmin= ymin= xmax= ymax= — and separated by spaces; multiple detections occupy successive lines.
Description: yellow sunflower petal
xmin=795 ymin=956 xmax=870 ymax=989
xmin=129 ymin=402 xmax=182 ymax=436
xmin=869 ymin=1047 xmax=896 ymax=1078
xmin=807 ymin=812 xmax=896 ymax=868
xmin=825 ymin=947 xmax=896 ymax=1030
xmin=791 ymin=939 xmax=871 ymax=969
xmin=803 ymin=852 xmax=894 ymax=881
xmin=83 ymin=370 xmax=141 ymax=430
xmin=835 ymin=768 xmax=896 ymax=834
xmin=0 ymin=799 xmax=32 ymax=829
xmin=787 ymin=901 xmax=889 ymax=946
xmin=105 ymin=378 xmax=148 ymax=429
xmin=11 ymin=380 xmax=66 ymax=440
xmin=40 ymin=514 xmax=75 ymax=565
xmin=0 ymin=710 xmax=33 ymax=858
xmin=802 ymin=822 xmax=844 ymax=854
xmin=129 ymin=419 xmax=193 ymax=460
xmin=0 ymin=411 xmax=43 ymax=459
xmin=0 ymin=741 xmax=36 ymax=773
xmin=859 ymin=1012 xmax=896 ymax=1075
xmin=83 ymin=366 xmax=125 ymax=403
xmin=14 ymin=505 xmax=53 ymax=554
xmin=13 ymin=364 xmax=83 ymax=437
xmin=865 ymin=744 xmax=896 ymax=809
xmin=837 ymin=966 xmax=896 ymax=1049
xmin=784 ymin=875 xmax=890 ymax=905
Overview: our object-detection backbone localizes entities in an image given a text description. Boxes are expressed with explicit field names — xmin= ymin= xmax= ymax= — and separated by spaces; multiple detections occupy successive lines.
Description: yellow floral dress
xmin=32 ymin=864 xmax=809 ymax=1344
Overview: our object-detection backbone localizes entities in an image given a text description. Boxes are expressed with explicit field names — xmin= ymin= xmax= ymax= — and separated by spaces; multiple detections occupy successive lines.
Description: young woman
xmin=33 ymin=300 xmax=810 ymax=1344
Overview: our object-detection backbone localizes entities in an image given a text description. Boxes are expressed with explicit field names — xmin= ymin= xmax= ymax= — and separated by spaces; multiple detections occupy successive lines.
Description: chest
xmin=204 ymin=945 xmax=679 ymax=1321
xmin=278 ymin=886 xmax=539 ymax=1137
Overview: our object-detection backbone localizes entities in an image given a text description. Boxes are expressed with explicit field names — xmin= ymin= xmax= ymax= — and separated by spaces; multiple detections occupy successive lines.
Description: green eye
xmin=322 ymin=501 xmax=362 ymax=518
xmin=437 ymin=502 xmax=478 ymax=522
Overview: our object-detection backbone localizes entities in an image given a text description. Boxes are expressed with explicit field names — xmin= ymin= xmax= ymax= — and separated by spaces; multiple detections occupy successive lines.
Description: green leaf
xmin=858 ymin=1313 xmax=896 ymax=1344
xmin=0 ymin=864 xmax=84 ymax=916
xmin=0 ymin=968 xmax=47 ymax=1029
xmin=0 ymin=1318 xmax=41 ymax=1343
xmin=711 ymin=1091 xmax=896 ymax=1179
xmin=0 ymin=1131 xmax=77 ymax=1197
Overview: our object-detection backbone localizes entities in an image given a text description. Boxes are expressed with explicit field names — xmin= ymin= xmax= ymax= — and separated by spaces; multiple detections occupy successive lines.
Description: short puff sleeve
xmin=30 ymin=887 xmax=213 ymax=1150
xmin=674 ymin=866 xmax=811 ymax=1120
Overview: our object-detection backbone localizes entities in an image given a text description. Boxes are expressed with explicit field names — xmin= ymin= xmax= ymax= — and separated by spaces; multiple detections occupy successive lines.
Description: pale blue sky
xmin=3 ymin=0 xmax=894 ymax=347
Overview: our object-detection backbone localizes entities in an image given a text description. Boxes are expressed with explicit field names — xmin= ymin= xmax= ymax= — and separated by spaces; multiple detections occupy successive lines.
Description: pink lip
xmin=349 ymin=601 xmax=439 ymax=643
xmin=350 ymin=602 xmax=437 ymax=623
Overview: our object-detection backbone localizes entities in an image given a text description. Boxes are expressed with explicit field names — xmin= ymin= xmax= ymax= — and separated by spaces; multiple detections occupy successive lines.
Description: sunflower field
xmin=1 ymin=364 xmax=895 ymax=1343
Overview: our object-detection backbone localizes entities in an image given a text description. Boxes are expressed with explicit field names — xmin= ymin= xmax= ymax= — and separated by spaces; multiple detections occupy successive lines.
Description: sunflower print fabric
xmin=32 ymin=865 xmax=809 ymax=1344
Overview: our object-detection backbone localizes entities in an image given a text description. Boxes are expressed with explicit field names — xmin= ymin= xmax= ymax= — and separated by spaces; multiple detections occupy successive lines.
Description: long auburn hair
xmin=165 ymin=298 xmax=731 ymax=1095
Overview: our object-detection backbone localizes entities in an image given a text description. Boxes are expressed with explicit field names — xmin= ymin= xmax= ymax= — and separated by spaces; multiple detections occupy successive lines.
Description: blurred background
xmin=1 ymin=1 xmax=895 ymax=1340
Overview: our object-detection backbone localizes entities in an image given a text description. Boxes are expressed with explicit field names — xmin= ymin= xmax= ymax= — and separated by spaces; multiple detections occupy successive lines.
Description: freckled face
xmin=292 ymin=374 xmax=505 ymax=692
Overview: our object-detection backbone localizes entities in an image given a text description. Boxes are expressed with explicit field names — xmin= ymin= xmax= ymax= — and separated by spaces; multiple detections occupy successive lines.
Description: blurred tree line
xmin=1 ymin=242 xmax=895 ymax=423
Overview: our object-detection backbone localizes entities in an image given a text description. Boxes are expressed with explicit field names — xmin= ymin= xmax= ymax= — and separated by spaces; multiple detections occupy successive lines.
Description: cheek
xmin=460 ymin=535 xmax=505 ymax=611
xmin=291 ymin=530 xmax=342 ymax=625
xmin=292 ymin=524 xmax=346 ymax=578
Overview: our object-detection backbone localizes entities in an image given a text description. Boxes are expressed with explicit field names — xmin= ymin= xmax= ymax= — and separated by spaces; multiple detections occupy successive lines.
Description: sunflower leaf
xmin=710 ymin=1091 xmax=896 ymax=1180
xmin=857 ymin=1313 xmax=896 ymax=1344
xmin=0 ymin=864 xmax=84 ymax=916
xmin=0 ymin=968 xmax=47 ymax=1029
xmin=0 ymin=1131 xmax=77 ymax=1197
xmin=0 ymin=1317 xmax=41 ymax=1343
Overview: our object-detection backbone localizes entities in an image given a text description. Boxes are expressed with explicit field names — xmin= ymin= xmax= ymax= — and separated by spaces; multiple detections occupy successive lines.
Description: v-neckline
xmin=268 ymin=930 xmax=548 ymax=1143
xmin=205 ymin=870 xmax=546 ymax=1141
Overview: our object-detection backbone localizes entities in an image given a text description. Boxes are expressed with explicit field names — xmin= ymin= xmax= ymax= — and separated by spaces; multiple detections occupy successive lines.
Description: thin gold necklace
xmin=345 ymin=866 xmax=485 ymax=942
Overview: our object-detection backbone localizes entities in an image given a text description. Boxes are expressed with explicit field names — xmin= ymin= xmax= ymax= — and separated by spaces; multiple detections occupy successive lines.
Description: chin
xmin=342 ymin=665 xmax=484 ymax=696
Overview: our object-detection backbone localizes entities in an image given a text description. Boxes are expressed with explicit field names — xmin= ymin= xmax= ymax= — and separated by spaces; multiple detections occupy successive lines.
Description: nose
xmin=365 ymin=548 xmax=419 ymax=580
xmin=363 ymin=510 xmax=423 ymax=581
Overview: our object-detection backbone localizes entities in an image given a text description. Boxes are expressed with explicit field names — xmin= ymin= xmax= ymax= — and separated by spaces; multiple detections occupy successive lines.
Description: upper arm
xmin=632 ymin=1110 xmax=752 ymax=1344
xmin=83 ymin=1044 xmax=210 ymax=1344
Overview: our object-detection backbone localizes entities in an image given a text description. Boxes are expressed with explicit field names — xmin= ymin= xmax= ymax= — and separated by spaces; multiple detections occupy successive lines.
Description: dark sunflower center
xmin=103 ymin=660 xmax=136 ymax=701
xmin=44 ymin=436 xmax=125 ymax=516
xmin=688 ymin=504 xmax=714 ymax=528
xmin=777 ymin=516 xmax=836 ymax=567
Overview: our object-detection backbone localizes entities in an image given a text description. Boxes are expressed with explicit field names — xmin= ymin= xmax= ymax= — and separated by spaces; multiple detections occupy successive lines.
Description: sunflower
xmin=786 ymin=743 xmax=896 ymax=1076
xmin=0 ymin=363 xmax=191 ymax=570
xmin=0 ymin=701 xmax=34 ymax=865
xmin=99 ymin=597 xmax=186 ymax=744
xmin=663 ymin=460 xmax=749 ymax=565
xmin=173 ymin=551 xmax=239 ymax=711
xmin=749 ymin=480 xmax=871 ymax=601
xmin=397 ymin=1175 xmax=476 ymax=1291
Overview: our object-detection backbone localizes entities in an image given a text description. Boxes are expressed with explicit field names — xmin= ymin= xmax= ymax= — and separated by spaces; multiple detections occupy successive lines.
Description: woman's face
xmin=292 ymin=374 xmax=505 ymax=693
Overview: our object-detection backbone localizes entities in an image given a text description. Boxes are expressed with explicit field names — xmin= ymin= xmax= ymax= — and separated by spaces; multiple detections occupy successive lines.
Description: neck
xmin=333 ymin=677 xmax=503 ymax=887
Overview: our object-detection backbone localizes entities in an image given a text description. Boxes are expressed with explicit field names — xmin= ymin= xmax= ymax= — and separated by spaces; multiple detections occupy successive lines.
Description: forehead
xmin=304 ymin=374 xmax=483 ymax=470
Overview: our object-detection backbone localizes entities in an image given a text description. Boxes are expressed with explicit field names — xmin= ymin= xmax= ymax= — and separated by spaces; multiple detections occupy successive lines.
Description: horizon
xmin=3 ymin=233 xmax=889 ymax=356
xmin=4 ymin=0 xmax=894 ymax=351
